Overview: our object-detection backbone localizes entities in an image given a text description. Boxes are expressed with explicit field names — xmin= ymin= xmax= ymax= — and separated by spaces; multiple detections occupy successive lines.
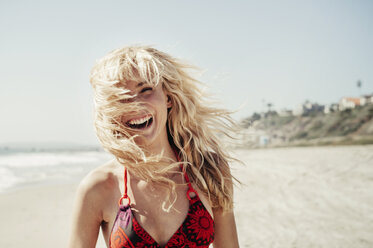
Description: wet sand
xmin=1 ymin=145 xmax=372 ymax=247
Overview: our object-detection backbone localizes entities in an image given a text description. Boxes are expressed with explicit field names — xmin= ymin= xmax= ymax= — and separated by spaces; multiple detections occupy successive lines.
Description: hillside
xmin=240 ymin=104 xmax=373 ymax=148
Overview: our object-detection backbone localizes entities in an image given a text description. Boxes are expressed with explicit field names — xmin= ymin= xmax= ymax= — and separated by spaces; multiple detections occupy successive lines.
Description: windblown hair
xmin=89 ymin=45 xmax=237 ymax=211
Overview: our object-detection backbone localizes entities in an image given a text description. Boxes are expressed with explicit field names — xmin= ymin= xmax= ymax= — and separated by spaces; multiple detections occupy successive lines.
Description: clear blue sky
xmin=0 ymin=0 xmax=372 ymax=145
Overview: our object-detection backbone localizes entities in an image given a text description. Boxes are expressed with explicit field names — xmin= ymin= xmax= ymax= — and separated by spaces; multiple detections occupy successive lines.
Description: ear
xmin=166 ymin=95 xmax=172 ymax=108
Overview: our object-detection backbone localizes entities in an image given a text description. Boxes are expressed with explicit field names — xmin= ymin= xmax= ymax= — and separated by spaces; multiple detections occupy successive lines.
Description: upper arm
xmin=212 ymin=158 xmax=239 ymax=248
xmin=212 ymin=208 xmax=239 ymax=248
xmin=68 ymin=174 xmax=104 ymax=248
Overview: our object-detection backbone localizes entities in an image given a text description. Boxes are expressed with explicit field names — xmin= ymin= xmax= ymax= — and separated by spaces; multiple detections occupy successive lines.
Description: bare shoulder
xmin=69 ymin=160 xmax=121 ymax=247
xmin=76 ymin=159 xmax=120 ymax=208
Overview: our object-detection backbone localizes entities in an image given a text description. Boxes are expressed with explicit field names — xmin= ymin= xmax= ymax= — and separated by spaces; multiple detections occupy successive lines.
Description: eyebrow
xmin=136 ymin=82 xmax=146 ymax=88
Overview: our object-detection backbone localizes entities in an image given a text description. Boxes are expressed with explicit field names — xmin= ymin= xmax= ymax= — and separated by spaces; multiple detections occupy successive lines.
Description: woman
xmin=69 ymin=45 xmax=240 ymax=248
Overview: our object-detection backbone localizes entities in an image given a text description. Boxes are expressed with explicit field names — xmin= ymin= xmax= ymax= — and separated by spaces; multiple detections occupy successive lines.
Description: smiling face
xmin=119 ymin=80 xmax=172 ymax=151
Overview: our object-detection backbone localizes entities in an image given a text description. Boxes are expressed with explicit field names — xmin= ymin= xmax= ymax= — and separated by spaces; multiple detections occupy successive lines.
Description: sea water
xmin=0 ymin=148 xmax=113 ymax=192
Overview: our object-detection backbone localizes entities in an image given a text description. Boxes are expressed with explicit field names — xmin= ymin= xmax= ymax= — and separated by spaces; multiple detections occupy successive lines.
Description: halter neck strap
xmin=118 ymin=166 xmax=130 ymax=206
xmin=174 ymin=149 xmax=198 ymax=200
xmin=118 ymin=149 xmax=198 ymax=206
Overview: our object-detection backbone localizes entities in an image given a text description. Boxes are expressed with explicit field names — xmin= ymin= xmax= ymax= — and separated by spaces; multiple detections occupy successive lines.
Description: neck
xmin=143 ymin=139 xmax=177 ymax=164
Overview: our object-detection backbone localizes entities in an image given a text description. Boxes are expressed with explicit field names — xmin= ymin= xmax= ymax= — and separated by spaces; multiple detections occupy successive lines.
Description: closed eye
xmin=140 ymin=87 xmax=153 ymax=93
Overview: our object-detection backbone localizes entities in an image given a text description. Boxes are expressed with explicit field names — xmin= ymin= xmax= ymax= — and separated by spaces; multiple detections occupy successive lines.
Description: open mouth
xmin=126 ymin=115 xmax=153 ymax=129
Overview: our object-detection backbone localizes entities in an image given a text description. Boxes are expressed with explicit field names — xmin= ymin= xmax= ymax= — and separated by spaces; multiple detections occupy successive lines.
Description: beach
xmin=1 ymin=145 xmax=372 ymax=247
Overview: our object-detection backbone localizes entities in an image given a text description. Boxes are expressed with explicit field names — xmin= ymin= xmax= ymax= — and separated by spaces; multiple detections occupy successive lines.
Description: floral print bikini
xmin=109 ymin=165 xmax=215 ymax=248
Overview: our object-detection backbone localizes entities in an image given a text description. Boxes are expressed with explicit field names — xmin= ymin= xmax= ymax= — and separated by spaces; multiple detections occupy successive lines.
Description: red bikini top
xmin=109 ymin=165 xmax=215 ymax=248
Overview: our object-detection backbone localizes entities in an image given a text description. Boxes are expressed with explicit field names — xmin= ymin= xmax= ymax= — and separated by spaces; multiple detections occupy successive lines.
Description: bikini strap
xmin=118 ymin=149 xmax=197 ymax=205
xmin=173 ymin=148 xmax=198 ymax=200
xmin=118 ymin=167 xmax=131 ymax=206
xmin=182 ymin=167 xmax=199 ymax=200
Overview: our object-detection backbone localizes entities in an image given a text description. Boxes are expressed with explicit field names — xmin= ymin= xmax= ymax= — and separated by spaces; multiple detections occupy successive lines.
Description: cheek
xmin=149 ymin=91 xmax=168 ymax=107
xmin=120 ymin=115 xmax=127 ymax=125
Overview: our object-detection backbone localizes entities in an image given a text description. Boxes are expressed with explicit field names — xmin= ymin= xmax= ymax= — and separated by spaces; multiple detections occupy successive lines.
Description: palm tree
xmin=357 ymin=80 xmax=362 ymax=96
xmin=267 ymin=103 xmax=273 ymax=112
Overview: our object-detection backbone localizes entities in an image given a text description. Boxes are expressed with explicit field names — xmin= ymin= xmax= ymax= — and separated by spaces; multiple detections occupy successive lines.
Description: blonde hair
xmin=90 ymin=45 xmax=237 ymax=211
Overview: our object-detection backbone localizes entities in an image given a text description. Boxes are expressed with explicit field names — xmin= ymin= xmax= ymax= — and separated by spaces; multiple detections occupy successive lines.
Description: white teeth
xmin=128 ymin=115 xmax=152 ymax=125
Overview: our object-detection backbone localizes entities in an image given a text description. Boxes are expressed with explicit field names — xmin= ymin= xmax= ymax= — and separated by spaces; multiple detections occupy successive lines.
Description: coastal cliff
xmin=240 ymin=104 xmax=373 ymax=148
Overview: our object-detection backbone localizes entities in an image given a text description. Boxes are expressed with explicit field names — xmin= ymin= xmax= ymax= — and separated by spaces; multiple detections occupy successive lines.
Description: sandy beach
xmin=1 ymin=145 xmax=372 ymax=247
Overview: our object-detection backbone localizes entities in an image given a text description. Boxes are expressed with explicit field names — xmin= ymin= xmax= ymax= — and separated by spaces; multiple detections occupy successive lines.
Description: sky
xmin=0 ymin=0 xmax=372 ymax=145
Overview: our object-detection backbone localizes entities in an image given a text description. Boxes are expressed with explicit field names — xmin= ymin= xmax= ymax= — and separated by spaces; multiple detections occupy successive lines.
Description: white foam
xmin=0 ymin=151 xmax=112 ymax=168
xmin=0 ymin=151 xmax=113 ymax=192
xmin=0 ymin=167 xmax=20 ymax=192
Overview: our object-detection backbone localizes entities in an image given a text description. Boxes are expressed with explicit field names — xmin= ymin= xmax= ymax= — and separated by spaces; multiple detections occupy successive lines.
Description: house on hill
xmin=362 ymin=94 xmax=373 ymax=105
xmin=293 ymin=101 xmax=324 ymax=116
xmin=324 ymin=103 xmax=339 ymax=114
xmin=339 ymin=96 xmax=367 ymax=111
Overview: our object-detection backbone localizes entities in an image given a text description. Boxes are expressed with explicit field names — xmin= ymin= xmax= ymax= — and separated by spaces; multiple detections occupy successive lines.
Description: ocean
xmin=0 ymin=148 xmax=113 ymax=193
